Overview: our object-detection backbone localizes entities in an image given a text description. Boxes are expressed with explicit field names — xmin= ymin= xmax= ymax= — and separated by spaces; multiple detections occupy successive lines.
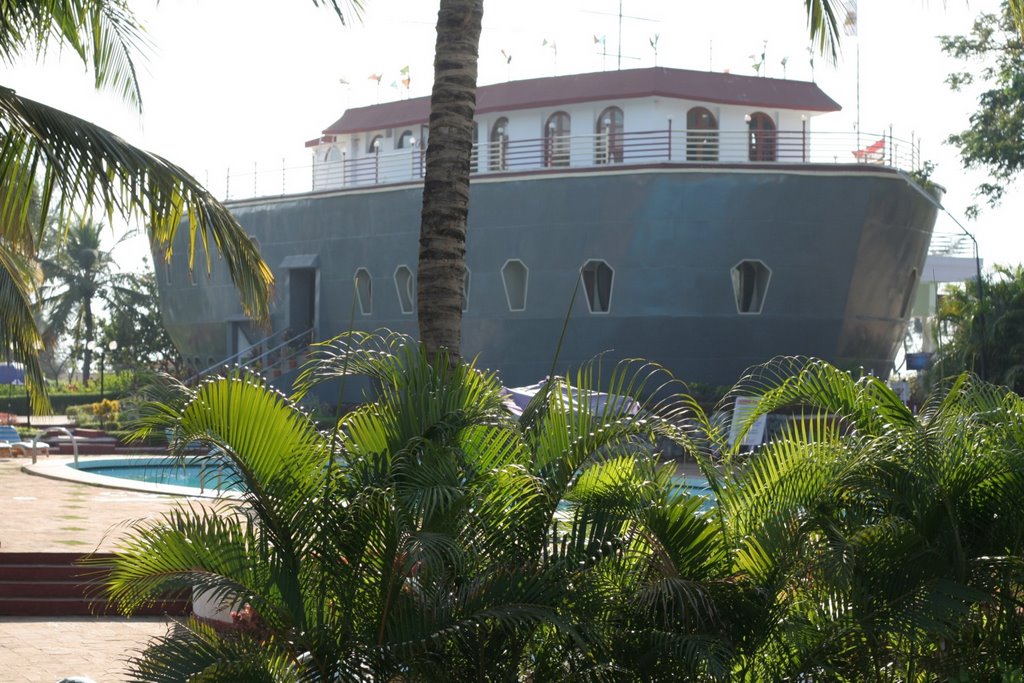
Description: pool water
xmin=73 ymin=457 xmax=242 ymax=492
xmin=71 ymin=458 xmax=716 ymax=507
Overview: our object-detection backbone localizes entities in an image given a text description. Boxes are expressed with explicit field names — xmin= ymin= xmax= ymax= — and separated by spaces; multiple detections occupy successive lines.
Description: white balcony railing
xmin=212 ymin=128 xmax=923 ymax=202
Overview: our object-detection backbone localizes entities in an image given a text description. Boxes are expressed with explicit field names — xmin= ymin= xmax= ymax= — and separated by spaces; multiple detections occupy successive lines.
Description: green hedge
xmin=0 ymin=392 xmax=125 ymax=416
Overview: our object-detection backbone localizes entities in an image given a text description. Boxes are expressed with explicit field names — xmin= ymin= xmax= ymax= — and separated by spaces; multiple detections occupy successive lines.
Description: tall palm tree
xmin=0 ymin=0 xmax=361 ymax=411
xmin=36 ymin=219 xmax=125 ymax=385
xmin=415 ymin=0 xmax=1004 ymax=361
xmin=416 ymin=0 xmax=484 ymax=365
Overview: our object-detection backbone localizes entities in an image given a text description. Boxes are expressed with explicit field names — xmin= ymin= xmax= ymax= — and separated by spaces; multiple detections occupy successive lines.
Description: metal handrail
xmin=211 ymin=128 xmax=923 ymax=201
xmin=37 ymin=426 xmax=77 ymax=465
xmin=186 ymin=327 xmax=315 ymax=385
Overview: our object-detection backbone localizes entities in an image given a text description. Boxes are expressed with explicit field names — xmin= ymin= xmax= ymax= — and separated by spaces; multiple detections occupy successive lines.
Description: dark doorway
xmin=289 ymin=268 xmax=317 ymax=335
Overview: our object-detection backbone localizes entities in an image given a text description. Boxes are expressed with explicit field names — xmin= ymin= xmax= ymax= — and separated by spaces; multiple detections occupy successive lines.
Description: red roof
xmin=320 ymin=66 xmax=841 ymax=137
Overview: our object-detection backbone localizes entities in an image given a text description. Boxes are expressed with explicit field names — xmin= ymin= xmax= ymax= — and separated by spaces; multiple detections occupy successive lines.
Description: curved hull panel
xmin=157 ymin=165 xmax=938 ymax=387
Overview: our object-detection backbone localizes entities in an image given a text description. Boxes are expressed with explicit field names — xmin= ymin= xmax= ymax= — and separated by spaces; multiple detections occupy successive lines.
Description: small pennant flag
xmin=368 ymin=73 xmax=382 ymax=83
xmin=501 ymin=49 xmax=512 ymax=64
xmin=593 ymin=34 xmax=605 ymax=45
xmin=399 ymin=65 xmax=410 ymax=76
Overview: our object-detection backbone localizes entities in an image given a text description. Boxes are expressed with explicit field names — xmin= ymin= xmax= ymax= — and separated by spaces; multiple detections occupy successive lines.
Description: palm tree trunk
xmin=416 ymin=0 xmax=484 ymax=364
xmin=83 ymin=304 xmax=94 ymax=386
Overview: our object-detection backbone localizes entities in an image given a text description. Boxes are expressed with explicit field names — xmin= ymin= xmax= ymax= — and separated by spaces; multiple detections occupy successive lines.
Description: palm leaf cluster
xmin=104 ymin=333 xmax=742 ymax=680
xmin=716 ymin=357 xmax=1024 ymax=680
xmin=104 ymin=343 xmax=1024 ymax=681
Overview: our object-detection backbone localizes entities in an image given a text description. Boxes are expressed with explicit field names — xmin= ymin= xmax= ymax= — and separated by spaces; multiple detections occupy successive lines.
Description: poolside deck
xmin=0 ymin=455 xmax=216 ymax=681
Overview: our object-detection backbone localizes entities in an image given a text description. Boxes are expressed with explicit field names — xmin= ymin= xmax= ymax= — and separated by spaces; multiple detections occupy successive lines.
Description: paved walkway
xmin=0 ymin=455 xmax=208 ymax=682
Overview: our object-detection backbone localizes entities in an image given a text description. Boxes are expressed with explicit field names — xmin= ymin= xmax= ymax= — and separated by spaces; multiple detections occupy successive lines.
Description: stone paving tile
xmin=0 ymin=456 xmax=216 ymax=553
xmin=0 ymin=616 xmax=174 ymax=681
xmin=0 ymin=456 xmax=215 ymax=681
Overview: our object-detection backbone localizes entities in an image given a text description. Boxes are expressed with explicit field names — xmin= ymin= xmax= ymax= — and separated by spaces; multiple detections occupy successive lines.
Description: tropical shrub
xmin=103 ymin=332 xmax=733 ymax=680
xmin=101 ymin=341 xmax=1024 ymax=680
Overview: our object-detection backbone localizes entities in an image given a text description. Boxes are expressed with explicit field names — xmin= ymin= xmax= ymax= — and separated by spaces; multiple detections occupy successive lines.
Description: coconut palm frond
xmin=0 ymin=87 xmax=273 ymax=320
xmin=805 ymin=0 xmax=845 ymax=63
xmin=0 ymin=244 xmax=48 ymax=412
xmin=0 ymin=0 xmax=146 ymax=110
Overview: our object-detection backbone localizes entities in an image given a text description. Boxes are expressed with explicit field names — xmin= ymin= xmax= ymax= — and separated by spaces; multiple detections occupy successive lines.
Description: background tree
xmin=36 ymin=219 xmax=126 ymax=385
xmin=941 ymin=2 xmax=1024 ymax=216
xmin=101 ymin=265 xmax=183 ymax=379
xmin=0 ymin=1 xmax=364 ymax=410
xmin=931 ymin=264 xmax=1024 ymax=392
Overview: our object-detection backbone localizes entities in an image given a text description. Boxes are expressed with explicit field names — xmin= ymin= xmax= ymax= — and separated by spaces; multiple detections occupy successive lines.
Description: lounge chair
xmin=0 ymin=425 xmax=49 ymax=457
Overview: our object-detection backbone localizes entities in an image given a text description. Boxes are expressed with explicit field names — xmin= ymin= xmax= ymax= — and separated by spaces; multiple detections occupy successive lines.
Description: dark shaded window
xmin=368 ymin=135 xmax=383 ymax=154
xmin=490 ymin=117 xmax=509 ymax=171
xmin=747 ymin=112 xmax=776 ymax=162
xmin=595 ymin=107 xmax=624 ymax=164
xmin=396 ymin=130 xmax=414 ymax=149
xmin=355 ymin=268 xmax=372 ymax=315
xmin=544 ymin=111 xmax=571 ymax=167
xmin=501 ymin=259 xmax=528 ymax=311
xmin=731 ymin=260 xmax=771 ymax=314
xmin=581 ymin=260 xmax=614 ymax=313
xmin=686 ymin=107 xmax=719 ymax=161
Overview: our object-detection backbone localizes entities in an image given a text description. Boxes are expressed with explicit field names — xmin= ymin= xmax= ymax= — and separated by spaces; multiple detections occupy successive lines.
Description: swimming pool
xmin=72 ymin=457 xmax=242 ymax=493
xmin=31 ymin=456 xmax=715 ymax=507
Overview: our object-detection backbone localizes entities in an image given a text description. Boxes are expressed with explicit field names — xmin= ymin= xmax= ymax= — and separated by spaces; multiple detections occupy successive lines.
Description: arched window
xmin=595 ymin=107 xmax=624 ymax=164
xmin=581 ymin=260 xmax=614 ymax=313
xmin=368 ymin=135 xmax=383 ymax=154
xmin=317 ymin=146 xmax=342 ymax=188
xmin=501 ymin=259 xmax=529 ymax=311
xmin=747 ymin=112 xmax=776 ymax=162
xmin=354 ymin=268 xmax=372 ymax=315
xmin=544 ymin=111 xmax=571 ymax=167
xmin=489 ymin=118 xmax=509 ymax=171
xmin=731 ymin=260 xmax=772 ymax=314
xmin=396 ymin=130 xmax=414 ymax=149
xmin=686 ymin=107 xmax=719 ymax=161
xmin=394 ymin=265 xmax=414 ymax=315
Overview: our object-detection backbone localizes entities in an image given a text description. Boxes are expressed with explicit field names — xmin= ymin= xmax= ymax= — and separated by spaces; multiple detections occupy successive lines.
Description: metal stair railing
xmin=186 ymin=327 xmax=315 ymax=385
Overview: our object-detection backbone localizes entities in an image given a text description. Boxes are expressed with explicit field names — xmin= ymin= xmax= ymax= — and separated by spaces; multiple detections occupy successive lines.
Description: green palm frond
xmin=0 ymin=0 xmax=146 ymax=109
xmin=0 ymin=87 xmax=273 ymax=319
xmin=127 ymin=619 xmax=303 ymax=683
xmin=805 ymin=0 xmax=845 ymax=63
xmin=0 ymin=243 xmax=48 ymax=412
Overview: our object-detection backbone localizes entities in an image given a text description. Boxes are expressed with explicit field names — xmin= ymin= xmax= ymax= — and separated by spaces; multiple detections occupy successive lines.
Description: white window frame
xmin=394 ymin=265 xmax=414 ymax=315
xmin=501 ymin=259 xmax=529 ymax=312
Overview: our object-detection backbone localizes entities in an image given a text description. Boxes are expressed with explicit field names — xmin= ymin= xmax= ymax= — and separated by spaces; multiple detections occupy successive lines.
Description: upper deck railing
xmin=213 ymin=128 xmax=923 ymax=202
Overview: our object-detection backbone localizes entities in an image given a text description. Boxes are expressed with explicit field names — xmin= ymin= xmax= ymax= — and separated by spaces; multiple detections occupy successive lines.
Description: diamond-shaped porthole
xmin=731 ymin=259 xmax=771 ymax=315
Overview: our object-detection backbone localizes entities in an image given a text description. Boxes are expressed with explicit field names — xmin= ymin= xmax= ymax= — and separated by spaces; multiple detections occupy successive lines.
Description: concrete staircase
xmin=0 ymin=552 xmax=191 ymax=617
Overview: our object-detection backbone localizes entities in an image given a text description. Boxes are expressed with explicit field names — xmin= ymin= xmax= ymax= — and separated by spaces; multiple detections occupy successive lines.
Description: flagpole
xmin=856 ymin=38 xmax=861 ymax=149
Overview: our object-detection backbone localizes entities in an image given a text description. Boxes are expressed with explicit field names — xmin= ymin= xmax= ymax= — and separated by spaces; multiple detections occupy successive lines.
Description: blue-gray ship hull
xmin=158 ymin=165 xmax=938 ymax=389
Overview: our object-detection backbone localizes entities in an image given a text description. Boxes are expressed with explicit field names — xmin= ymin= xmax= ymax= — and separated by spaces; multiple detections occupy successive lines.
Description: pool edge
xmin=23 ymin=456 xmax=243 ymax=500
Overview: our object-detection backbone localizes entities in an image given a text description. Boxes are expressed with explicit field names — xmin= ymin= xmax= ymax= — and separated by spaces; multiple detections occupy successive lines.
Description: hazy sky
xmin=9 ymin=0 xmax=1021 ymax=270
